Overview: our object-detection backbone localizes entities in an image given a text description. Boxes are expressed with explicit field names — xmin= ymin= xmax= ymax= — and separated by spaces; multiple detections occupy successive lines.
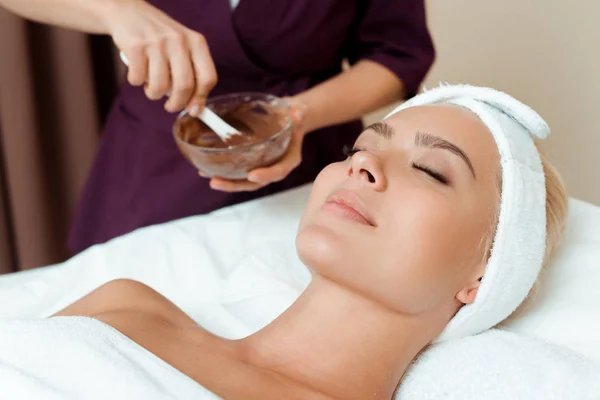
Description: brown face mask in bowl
xmin=173 ymin=93 xmax=293 ymax=180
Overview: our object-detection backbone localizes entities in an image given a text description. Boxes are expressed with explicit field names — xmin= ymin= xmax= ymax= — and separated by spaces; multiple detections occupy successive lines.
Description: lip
xmin=322 ymin=189 xmax=376 ymax=227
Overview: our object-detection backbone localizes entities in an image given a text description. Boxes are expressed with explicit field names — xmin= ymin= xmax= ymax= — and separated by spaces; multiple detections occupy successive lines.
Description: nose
xmin=347 ymin=151 xmax=387 ymax=191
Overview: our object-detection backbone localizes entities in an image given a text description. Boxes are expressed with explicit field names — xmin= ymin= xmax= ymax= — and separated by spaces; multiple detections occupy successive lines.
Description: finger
xmin=164 ymin=36 xmax=195 ymax=113
xmin=188 ymin=33 xmax=218 ymax=115
xmin=210 ymin=177 xmax=265 ymax=192
xmin=187 ymin=97 xmax=205 ymax=118
xmin=123 ymin=45 xmax=148 ymax=87
xmin=248 ymin=153 xmax=301 ymax=184
xmin=144 ymin=43 xmax=171 ymax=100
xmin=198 ymin=170 xmax=209 ymax=178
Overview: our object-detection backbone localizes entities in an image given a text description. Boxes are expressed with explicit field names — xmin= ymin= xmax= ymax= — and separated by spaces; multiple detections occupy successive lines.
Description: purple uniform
xmin=68 ymin=0 xmax=434 ymax=253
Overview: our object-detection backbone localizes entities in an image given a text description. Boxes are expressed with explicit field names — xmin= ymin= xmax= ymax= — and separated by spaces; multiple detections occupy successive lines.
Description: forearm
xmin=293 ymin=60 xmax=405 ymax=133
xmin=0 ymin=0 xmax=123 ymax=34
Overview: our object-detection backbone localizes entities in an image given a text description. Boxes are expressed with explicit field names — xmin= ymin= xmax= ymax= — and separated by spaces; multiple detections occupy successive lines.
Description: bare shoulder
xmin=54 ymin=279 xmax=194 ymax=327
xmin=53 ymin=280 xmax=339 ymax=400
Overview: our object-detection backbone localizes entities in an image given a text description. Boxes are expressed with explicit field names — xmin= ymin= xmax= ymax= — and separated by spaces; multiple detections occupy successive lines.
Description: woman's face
xmin=296 ymin=104 xmax=501 ymax=315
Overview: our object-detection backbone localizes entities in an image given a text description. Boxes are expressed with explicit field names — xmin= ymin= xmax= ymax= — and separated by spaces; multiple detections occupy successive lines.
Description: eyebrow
xmin=366 ymin=122 xmax=477 ymax=179
xmin=367 ymin=121 xmax=395 ymax=139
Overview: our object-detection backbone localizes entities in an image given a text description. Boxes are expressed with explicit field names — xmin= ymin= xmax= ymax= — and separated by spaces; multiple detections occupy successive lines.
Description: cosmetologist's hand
xmin=106 ymin=0 xmax=217 ymax=115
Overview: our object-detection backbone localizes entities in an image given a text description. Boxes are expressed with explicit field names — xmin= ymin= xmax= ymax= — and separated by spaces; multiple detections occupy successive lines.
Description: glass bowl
xmin=173 ymin=93 xmax=293 ymax=180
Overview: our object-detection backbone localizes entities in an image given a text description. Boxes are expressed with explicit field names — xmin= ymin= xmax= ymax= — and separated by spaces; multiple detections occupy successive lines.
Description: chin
xmin=295 ymin=223 xmax=347 ymax=274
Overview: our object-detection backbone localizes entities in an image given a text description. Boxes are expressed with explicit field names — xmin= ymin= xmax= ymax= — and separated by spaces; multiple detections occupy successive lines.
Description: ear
xmin=456 ymin=262 xmax=485 ymax=305
xmin=456 ymin=280 xmax=481 ymax=305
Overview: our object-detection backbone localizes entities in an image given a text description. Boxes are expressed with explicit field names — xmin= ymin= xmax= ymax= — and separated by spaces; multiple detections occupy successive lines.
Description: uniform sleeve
xmin=346 ymin=0 xmax=435 ymax=98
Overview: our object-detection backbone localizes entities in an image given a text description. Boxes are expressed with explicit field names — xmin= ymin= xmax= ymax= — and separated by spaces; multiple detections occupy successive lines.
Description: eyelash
xmin=412 ymin=163 xmax=449 ymax=185
xmin=342 ymin=145 xmax=363 ymax=158
xmin=342 ymin=145 xmax=450 ymax=185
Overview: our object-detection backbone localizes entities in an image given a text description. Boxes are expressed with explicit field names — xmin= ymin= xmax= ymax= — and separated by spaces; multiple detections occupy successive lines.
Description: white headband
xmin=384 ymin=84 xmax=548 ymax=342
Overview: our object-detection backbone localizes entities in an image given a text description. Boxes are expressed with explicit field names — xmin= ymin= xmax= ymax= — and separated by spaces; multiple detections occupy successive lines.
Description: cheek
xmin=374 ymin=192 xmax=484 ymax=312
xmin=410 ymin=192 xmax=483 ymax=262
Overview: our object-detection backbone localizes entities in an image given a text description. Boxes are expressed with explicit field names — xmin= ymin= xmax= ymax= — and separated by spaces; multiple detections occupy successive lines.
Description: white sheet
xmin=397 ymin=328 xmax=599 ymax=400
xmin=501 ymin=198 xmax=600 ymax=360
xmin=0 ymin=317 xmax=219 ymax=400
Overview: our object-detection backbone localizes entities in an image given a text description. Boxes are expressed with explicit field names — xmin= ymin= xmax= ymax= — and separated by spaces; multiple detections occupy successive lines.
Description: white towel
xmin=385 ymin=84 xmax=549 ymax=342
xmin=0 ymin=317 xmax=220 ymax=400
xmin=396 ymin=329 xmax=600 ymax=400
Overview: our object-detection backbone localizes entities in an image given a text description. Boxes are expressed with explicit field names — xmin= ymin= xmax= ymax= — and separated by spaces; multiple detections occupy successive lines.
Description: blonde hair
xmin=523 ymin=143 xmax=569 ymax=304
xmin=537 ymin=142 xmax=569 ymax=268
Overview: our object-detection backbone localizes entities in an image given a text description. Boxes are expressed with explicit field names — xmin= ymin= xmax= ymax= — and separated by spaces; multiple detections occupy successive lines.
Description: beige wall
xmin=368 ymin=0 xmax=600 ymax=205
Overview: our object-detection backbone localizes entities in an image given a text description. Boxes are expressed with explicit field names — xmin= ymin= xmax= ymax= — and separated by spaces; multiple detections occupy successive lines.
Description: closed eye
xmin=412 ymin=163 xmax=450 ymax=185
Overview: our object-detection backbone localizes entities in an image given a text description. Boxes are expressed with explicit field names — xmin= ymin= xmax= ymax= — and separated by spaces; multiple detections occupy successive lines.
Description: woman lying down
xmin=2 ymin=85 xmax=568 ymax=400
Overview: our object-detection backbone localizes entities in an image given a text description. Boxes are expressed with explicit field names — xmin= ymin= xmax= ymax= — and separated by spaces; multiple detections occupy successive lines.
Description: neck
xmin=236 ymin=275 xmax=451 ymax=400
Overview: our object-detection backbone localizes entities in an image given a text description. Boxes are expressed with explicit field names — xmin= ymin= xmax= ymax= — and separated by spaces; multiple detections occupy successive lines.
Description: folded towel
xmin=385 ymin=84 xmax=549 ymax=342
xmin=0 ymin=317 xmax=220 ymax=400
xmin=396 ymin=328 xmax=600 ymax=400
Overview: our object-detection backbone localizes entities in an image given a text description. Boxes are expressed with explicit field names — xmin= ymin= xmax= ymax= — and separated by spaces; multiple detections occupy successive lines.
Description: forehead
xmin=384 ymin=104 xmax=490 ymax=143
xmin=381 ymin=104 xmax=500 ymax=178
